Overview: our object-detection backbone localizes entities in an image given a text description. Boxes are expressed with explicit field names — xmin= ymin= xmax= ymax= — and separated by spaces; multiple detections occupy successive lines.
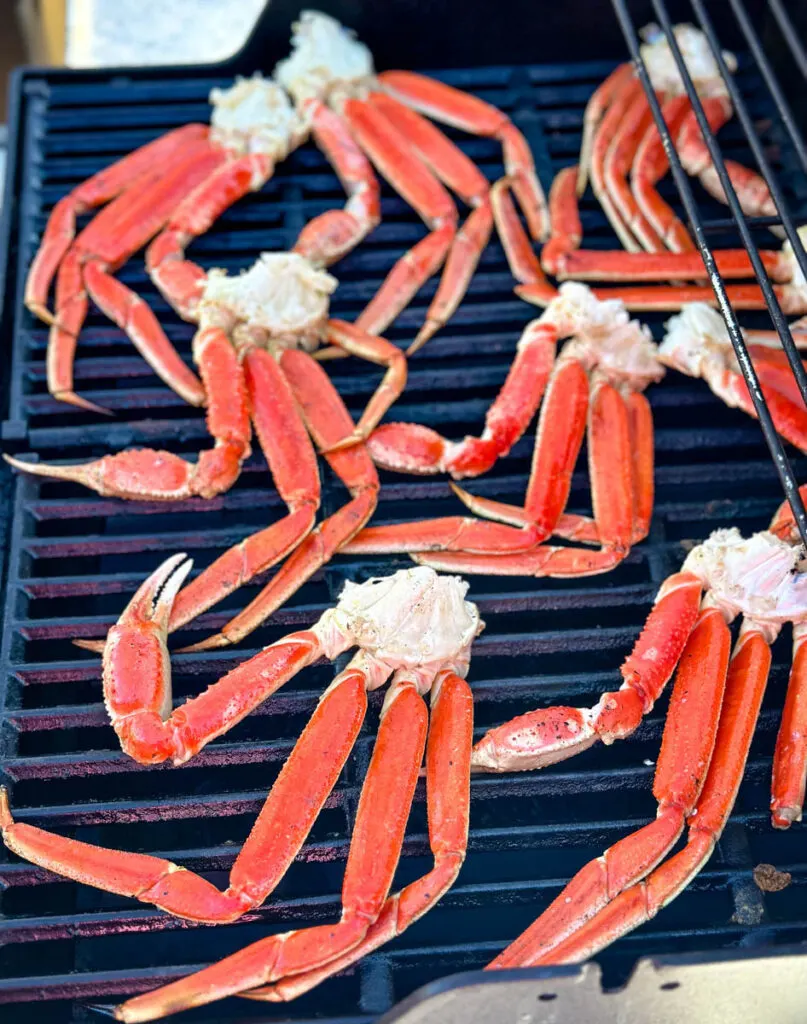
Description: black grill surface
xmin=2 ymin=16 xmax=807 ymax=1024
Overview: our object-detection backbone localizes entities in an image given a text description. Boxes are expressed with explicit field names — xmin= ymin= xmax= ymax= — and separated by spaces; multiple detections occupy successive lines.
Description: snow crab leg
xmin=1 ymin=569 xmax=480 ymax=1018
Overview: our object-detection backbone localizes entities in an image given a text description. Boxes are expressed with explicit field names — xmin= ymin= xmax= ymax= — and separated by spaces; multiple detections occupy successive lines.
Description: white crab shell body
xmin=198 ymin=252 xmax=337 ymax=350
xmin=544 ymin=282 xmax=665 ymax=392
xmin=684 ymin=528 xmax=807 ymax=638
xmin=318 ymin=567 xmax=483 ymax=679
xmin=209 ymin=74 xmax=307 ymax=159
xmin=275 ymin=10 xmax=376 ymax=106
xmin=641 ymin=22 xmax=736 ymax=99
xmin=659 ymin=302 xmax=734 ymax=376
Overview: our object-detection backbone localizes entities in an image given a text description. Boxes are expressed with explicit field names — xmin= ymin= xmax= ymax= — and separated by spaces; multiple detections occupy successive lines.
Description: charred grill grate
xmin=2 ymin=2 xmax=807 ymax=1021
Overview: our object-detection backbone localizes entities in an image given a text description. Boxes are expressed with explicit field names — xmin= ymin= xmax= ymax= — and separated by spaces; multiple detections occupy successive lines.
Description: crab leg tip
xmin=26 ymin=302 xmax=56 ymax=326
xmin=176 ymin=632 xmax=232 ymax=654
xmin=3 ymin=453 xmax=95 ymax=487
xmin=55 ymin=391 xmax=114 ymax=416
xmin=407 ymin=321 xmax=438 ymax=356
xmin=319 ymin=431 xmax=364 ymax=454
xmin=73 ymin=638 xmax=106 ymax=654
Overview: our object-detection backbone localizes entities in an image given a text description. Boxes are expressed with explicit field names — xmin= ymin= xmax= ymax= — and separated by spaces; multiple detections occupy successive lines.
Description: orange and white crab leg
xmin=472 ymin=571 xmax=703 ymax=772
xmin=146 ymin=152 xmax=277 ymax=320
xmin=241 ymin=668 xmax=473 ymax=1005
xmin=94 ymin=554 xmax=335 ymax=764
xmin=591 ymin=74 xmax=645 ymax=251
xmin=6 ymin=322 xmax=252 ymax=499
xmin=367 ymin=91 xmax=495 ymax=352
xmin=187 ymin=349 xmax=380 ymax=652
xmin=631 ymin=95 xmax=694 ymax=252
xmin=347 ymin=353 xmax=587 ymax=555
xmin=604 ymin=86 xmax=665 ymax=252
xmin=491 ymin=178 xmax=558 ymax=306
xmin=46 ymin=142 xmax=228 ymax=412
xmin=413 ymin=374 xmax=638 ymax=578
xmin=677 ymin=97 xmax=776 ymax=219
xmin=24 ymin=123 xmax=211 ymax=323
xmin=366 ymin=315 xmax=556 ymax=480
xmin=487 ymin=606 xmax=734 ymax=968
xmin=294 ymin=98 xmax=381 ymax=266
xmin=541 ymin=166 xmax=583 ymax=274
xmin=342 ymin=97 xmax=458 ymax=337
xmin=771 ymin=621 xmax=807 ymax=828
xmin=0 ymin=660 xmax=369 ymax=921
xmin=513 ymin=625 xmax=770 ymax=967
xmin=577 ymin=63 xmax=634 ymax=196
xmin=165 ymin=347 xmax=321 ymax=631
xmin=320 ymin=319 xmax=407 ymax=449
xmin=114 ymin=671 xmax=430 ymax=1022
xmin=691 ymin=351 xmax=807 ymax=452
xmin=550 ymin=246 xmax=785 ymax=283
xmin=377 ymin=69 xmax=548 ymax=241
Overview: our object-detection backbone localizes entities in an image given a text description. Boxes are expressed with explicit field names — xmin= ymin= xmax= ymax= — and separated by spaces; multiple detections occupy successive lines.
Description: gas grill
xmin=2 ymin=0 xmax=807 ymax=1021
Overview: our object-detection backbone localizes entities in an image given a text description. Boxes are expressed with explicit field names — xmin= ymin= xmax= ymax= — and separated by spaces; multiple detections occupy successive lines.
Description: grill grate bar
xmin=611 ymin=0 xmax=807 ymax=546
xmin=728 ymin=0 xmax=807 ymax=174
xmin=767 ymin=0 xmax=807 ymax=78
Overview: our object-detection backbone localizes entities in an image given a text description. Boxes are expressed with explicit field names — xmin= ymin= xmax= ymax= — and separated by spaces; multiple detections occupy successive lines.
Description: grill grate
xmin=2 ymin=4 xmax=807 ymax=1022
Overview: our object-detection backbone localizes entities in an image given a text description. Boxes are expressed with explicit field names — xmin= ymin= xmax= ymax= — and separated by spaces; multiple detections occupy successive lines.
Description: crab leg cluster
xmin=472 ymin=525 xmax=807 ymax=967
xmin=12 ymin=253 xmax=394 ymax=647
xmin=26 ymin=75 xmax=378 ymax=413
xmin=274 ymin=11 xmax=545 ymax=352
xmin=349 ymin=283 xmax=662 ymax=578
xmin=1 ymin=568 xmax=481 ymax=1020
xmin=578 ymin=23 xmax=775 ymax=255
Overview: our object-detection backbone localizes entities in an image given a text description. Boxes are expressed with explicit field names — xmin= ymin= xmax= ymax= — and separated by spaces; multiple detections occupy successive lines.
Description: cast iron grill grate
xmin=2 ymin=4 xmax=807 ymax=1022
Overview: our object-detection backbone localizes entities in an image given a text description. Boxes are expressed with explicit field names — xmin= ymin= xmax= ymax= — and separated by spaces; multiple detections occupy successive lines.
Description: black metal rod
xmin=729 ymin=0 xmax=807 ymax=174
xmin=690 ymin=0 xmax=807 ymax=408
xmin=768 ymin=0 xmax=807 ymax=80
xmin=609 ymin=0 xmax=807 ymax=547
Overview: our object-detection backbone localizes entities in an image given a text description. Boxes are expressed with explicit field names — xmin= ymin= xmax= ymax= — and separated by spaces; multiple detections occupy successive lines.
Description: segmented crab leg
xmin=503 ymin=625 xmax=769 ymax=967
xmin=342 ymin=97 xmax=458 ymax=337
xmin=413 ymin=373 xmax=639 ymax=577
xmin=146 ymin=152 xmax=278 ymax=320
xmin=166 ymin=347 xmax=320 ymax=630
xmin=604 ymin=85 xmax=665 ymax=252
xmin=241 ymin=668 xmax=473 ymax=1004
xmin=677 ymin=97 xmax=776 ymax=219
xmin=367 ymin=91 xmax=494 ymax=353
xmin=366 ymin=316 xmax=556 ymax=479
xmin=7 ymin=322 xmax=252 ymax=499
xmin=83 ymin=554 xmax=331 ymax=764
xmin=45 ymin=142 xmax=225 ymax=412
xmin=24 ymin=123 xmax=210 ymax=323
xmin=577 ymin=63 xmax=634 ymax=196
xmin=681 ymin=348 xmax=807 ymax=451
xmin=500 ymin=192 xmax=807 ymax=312
xmin=631 ymin=95 xmax=694 ymax=252
xmin=114 ymin=670 xmax=431 ymax=1022
xmin=541 ymin=166 xmax=583 ymax=274
xmin=487 ymin=607 xmax=734 ymax=968
xmin=347 ymin=352 xmax=588 ymax=555
xmin=471 ymin=572 xmax=703 ymax=772
xmin=591 ymin=74 xmax=645 ymax=251
xmin=378 ymin=69 xmax=548 ymax=241
xmin=550 ymin=246 xmax=785 ymax=283
xmin=321 ymin=319 xmax=407 ymax=449
xmin=0 ymin=661 xmax=368 ymax=920
xmin=772 ymin=621 xmax=807 ymax=828
xmin=293 ymin=98 xmax=381 ymax=266
xmin=187 ymin=349 xmax=379 ymax=651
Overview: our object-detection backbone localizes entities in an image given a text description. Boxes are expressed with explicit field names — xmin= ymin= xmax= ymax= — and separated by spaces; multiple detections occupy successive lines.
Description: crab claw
xmin=105 ymin=554 xmax=193 ymax=765
xmin=73 ymin=638 xmax=106 ymax=654
xmin=4 ymin=445 xmax=243 ymax=501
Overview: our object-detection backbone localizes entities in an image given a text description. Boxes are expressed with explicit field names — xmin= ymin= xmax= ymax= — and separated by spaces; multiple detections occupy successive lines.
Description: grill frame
xmin=2 ymin=1 xmax=807 ymax=1021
